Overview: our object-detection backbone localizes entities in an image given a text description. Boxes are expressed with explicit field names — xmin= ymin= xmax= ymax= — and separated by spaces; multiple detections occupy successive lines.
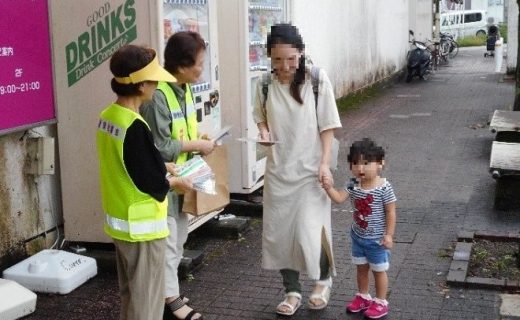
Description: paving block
xmin=453 ymin=242 xmax=472 ymax=261
xmin=505 ymin=279 xmax=520 ymax=290
xmin=200 ymin=217 xmax=250 ymax=239
xmin=446 ymin=269 xmax=466 ymax=285
xmin=226 ymin=199 xmax=263 ymax=217
xmin=457 ymin=231 xmax=475 ymax=242
xmin=449 ymin=260 xmax=468 ymax=272
xmin=506 ymin=232 xmax=520 ymax=241
xmin=500 ymin=294 xmax=520 ymax=318
xmin=178 ymin=249 xmax=204 ymax=280
xmin=475 ymin=230 xmax=514 ymax=242
xmin=466 ymin=276 xmax=505 ymax=289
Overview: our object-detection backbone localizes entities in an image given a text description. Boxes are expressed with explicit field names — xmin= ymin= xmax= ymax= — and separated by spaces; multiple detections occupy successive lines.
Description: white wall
xmin=0 ymin=125 xmax=61 ymax=259
xmin=507 ymin=0 xmax=518 ymax=72
xmin=291 ymin=0 xmax=415 ymax=98
xmin=410 ymin=0 xmax=434 ymax=42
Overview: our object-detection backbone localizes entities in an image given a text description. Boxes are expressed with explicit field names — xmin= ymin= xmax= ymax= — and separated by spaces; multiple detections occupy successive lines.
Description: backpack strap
xmin=261 ymin=72 xmax=271 ymax=111
xmin=262 ymin=67 xmax=320 ymax=111
xmin=310 ymin=66 xmax=320 ymax=109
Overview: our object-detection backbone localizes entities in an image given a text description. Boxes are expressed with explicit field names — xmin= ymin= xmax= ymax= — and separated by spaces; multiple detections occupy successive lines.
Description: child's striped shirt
xmin=345 ymin=179 xmax=396 ymax=239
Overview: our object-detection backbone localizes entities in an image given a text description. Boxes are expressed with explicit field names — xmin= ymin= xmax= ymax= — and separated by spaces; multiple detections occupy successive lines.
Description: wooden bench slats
xmin=490 ymin=141 xmax=520 ymax=171
xmin=489 ymin=110 xmax=520 ymax=133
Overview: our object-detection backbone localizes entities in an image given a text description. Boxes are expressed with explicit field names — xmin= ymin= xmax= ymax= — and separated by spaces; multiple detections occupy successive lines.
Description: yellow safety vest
xmin=96 ymin=103 xmax=169 ymax=242
xmin=157 ymin=82 xmax=198 ymax=164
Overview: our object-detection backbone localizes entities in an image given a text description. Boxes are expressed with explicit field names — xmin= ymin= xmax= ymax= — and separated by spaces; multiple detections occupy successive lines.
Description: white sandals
xmin=308 ymin=285 xmax=331 ymax=310
xmin=276 ymin=292 xmax=302 ymax=316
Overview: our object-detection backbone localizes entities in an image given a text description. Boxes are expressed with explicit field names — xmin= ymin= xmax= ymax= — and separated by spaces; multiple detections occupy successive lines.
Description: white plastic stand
xmin=2 ymin=249 xmax=97 ymax=294
xmin=495 ymin=37 xmax=504 ymax=73
xmin=0 ymin=278 xmax=37 ymax=319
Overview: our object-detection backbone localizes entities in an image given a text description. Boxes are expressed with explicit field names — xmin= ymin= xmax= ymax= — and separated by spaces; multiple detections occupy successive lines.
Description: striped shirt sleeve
xmin=382 ymin=182 xmax=397 ymax=204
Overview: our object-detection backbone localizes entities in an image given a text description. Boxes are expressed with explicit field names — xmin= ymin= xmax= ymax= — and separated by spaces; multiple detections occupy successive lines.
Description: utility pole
xmin=515 ymin=0 xmax=520 ymax=111
xmin=434 ymin=0 xmax=441 ymax=41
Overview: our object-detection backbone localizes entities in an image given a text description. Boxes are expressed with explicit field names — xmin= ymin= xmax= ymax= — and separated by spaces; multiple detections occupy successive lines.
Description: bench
xmin=489 ymin=110 xmax=520 ymax=143
xmin=489 ymin=141 xmax=520 ymax=178
xmin=489 ymin=110 xmax=520 ymax=210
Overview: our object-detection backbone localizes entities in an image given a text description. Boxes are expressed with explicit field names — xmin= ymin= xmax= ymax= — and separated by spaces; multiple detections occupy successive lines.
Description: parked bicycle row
xmin=405 ymin=30 xmax=459 ymax=83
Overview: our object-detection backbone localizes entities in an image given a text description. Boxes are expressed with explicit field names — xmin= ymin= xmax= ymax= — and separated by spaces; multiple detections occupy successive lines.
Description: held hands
xmin=321 ymin=175 xmax=333 ymax=190
xmin=381 ymin=234 xmax=394 ymax=249
xmin=318 ymin=163 xmax=333 ymax=189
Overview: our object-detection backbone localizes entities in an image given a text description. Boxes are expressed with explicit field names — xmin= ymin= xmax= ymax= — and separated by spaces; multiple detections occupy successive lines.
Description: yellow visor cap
xmin=114 ymin=55 xmax=176 ymax=84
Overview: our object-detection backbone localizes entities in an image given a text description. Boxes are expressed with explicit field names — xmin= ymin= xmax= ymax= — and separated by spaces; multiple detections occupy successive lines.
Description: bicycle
xmin=440 ymin=32 xmax=459 ymax=59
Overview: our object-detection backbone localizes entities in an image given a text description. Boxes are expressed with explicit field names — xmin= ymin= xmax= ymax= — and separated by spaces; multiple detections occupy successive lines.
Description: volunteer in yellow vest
xmin=97 ymin=44 xmax=193 ymax=320
xmin=141 ymin=31 xmax=213 ymax=320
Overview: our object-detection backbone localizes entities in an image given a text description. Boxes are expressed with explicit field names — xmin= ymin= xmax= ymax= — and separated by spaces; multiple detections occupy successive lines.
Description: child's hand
xmin=381 ymin=234 xmax=393 ymax=249
xmin=321 ymin=175 xmax=333 ymax=190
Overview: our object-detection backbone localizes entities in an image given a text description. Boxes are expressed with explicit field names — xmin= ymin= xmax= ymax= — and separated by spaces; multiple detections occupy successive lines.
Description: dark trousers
xmin=280 ymin=246 xmax=331 ymax=294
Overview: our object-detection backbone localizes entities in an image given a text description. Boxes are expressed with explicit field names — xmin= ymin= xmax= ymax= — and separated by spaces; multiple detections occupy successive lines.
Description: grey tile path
xmin=25 ymin=46 xmax=519 ymax=319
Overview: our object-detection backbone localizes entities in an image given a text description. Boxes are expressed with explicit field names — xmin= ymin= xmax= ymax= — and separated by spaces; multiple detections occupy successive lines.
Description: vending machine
xmin=160 ymin=0 xmax=222 ymax=139
xmin=53 ymin=0 xmax=223 ymax=243
xmin=160 ymin=1 xmax=224 ymax=231
xmin=217 ymin=0 xmax=290 ymax=195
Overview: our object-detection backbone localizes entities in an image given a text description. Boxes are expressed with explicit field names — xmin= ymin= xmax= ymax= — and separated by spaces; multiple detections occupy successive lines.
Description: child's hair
xmin=347 ymin=138 xmax=385 ymax=163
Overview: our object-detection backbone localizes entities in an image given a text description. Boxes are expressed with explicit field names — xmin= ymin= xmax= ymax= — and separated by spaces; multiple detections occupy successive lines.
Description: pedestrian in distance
xmin=252 ymin=23 xmax=342 ymax=316
xmin=96 ymin=44 xmax=192 ymax=320
xmin=322 ymin=138 xmax=397 ymax=319
xmin=140 ymin=31 xmax=214 ymax=320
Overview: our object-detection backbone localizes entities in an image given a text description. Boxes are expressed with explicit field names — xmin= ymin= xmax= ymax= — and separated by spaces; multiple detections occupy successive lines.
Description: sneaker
xmin=346 ymin=293 xmax=372 ymax=313
xmin=364 ymin=300 xmax=389 ymax=319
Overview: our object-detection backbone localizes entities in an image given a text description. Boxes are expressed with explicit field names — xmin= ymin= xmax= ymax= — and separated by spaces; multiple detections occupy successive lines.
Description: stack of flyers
xmin=175 ymin=156 xmax=216 ymax=194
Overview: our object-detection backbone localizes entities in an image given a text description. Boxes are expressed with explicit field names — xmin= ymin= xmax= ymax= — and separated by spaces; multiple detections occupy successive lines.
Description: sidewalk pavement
xmin=25 ymin=46 xmax=519 ymax=320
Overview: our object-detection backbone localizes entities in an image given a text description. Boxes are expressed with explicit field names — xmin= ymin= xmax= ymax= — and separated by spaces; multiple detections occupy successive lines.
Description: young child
xmin=322 ymin=138 xmax=396 ymax=319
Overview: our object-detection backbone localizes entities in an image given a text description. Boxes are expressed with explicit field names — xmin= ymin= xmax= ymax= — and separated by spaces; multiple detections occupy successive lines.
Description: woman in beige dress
xmin=252 ymin=23 xmax=342 ymax=316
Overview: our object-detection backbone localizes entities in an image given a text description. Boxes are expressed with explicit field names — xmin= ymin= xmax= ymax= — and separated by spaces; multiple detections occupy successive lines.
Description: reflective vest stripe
xmin=105 ymin=214 xmax=168 ymax=235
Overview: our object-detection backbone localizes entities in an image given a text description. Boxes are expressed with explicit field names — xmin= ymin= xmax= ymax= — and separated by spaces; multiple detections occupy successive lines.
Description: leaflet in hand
xmin=175 ymin=156 xmax=216 ymax=194
xmin=237 ymin=137 xmax=282 ymax=144
xmin=209 ymin=125 xmax=232 ymax=143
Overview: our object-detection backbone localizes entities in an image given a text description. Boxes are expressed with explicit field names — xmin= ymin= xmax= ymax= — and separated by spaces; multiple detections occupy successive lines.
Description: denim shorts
xmin=350 ymin=231 xmax=390 ymax=272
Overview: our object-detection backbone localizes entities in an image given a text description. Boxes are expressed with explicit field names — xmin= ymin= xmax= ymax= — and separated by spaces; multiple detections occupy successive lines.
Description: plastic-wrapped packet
xmin=175 ymin=156 xmax=217 ymax=195
xmin=192 ymin=174 xmax=216 ymax=195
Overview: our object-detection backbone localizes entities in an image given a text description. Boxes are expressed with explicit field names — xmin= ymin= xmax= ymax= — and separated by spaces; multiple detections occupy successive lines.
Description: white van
xmin=440 ymin=10 xmax=488 ymax=39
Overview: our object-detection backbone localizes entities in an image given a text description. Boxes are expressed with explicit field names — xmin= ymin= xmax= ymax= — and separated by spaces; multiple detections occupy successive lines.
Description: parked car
xmin=440 ymin=10 xmax=487 ymax=39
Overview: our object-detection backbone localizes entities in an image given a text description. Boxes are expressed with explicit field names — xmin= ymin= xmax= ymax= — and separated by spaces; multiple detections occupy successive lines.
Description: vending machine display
xmin=218 ymin=0 xmax=289 ymax=195
xmin=161 ymin=0 xmax=221 ymax=140
xmin=248 ymin=1 xmax=285 ymax=71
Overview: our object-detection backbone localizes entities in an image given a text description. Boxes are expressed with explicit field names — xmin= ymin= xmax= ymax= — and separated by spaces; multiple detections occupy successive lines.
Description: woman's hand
xmin=169 ymin=176 xmax=193 ymax=194
xmin=165 ymin=162 xmax=178 ymax=176
xmin=258 ymin=130 xmax=275 ymax=146
xmin=321 ymin=175 xmax=333 ymax=190
xmin=318 ymin=163 xmax=332 ymax=186
xmin=198 ymin=139 xmax=216 ymax=156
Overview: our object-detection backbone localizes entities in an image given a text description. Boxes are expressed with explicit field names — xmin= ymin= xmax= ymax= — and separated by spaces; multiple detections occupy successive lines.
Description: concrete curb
xmin=446 ymin=231 xmax=520 ymax=290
